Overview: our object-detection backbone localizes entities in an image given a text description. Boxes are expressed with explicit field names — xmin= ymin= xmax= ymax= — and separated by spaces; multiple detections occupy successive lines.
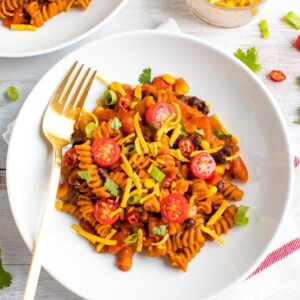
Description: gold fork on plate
xmin=23 ymin=61 xmax=97 ymax=300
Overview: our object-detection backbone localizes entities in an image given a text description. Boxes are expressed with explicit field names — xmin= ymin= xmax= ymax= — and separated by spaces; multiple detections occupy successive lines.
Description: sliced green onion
xmin=125 ymin=144 xmax=135 ymax=153
xmin=103 ymin=90 xmax=117 ymax=106
xmin=150 ymin=165 xmax=166 ymax=183
xmin=213 ymin=129 xmax=232 ymax=138
xmin=127 ymin=195 xmax=141 ymax=205
xmin=284 ymin=11 xmax=300 ymax=29
xmin=6 ymin=86 xmax=19 ymax=101
xmin=85 ymin=122 xmax=96 ymax=138
xmin=234 ymin=205 xmax=250 ymax=226
xmin=259 ymin=20 xmax=270 ymax=38
xmin=124 ymin=233 xmax=138 ymax=244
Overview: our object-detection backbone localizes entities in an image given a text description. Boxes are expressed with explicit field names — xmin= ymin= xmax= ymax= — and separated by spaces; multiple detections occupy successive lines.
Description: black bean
xmin=184 ymin=218 xmax=196 ymax=229
xmin=212 ymin=153 xmax=226 ymax=164
xmin=188 ymin=96 xmax=200 ymax=108
xmin=98 ymin=167 xmax=109 ymax=180
xmin=188 ymin=133 xmax=201 ymax=147
xmin=68 ymin=174 xmax=82 ymax=186
xmin=222 ymin=144 xmax=233 ymax=156
xmin=216 ymin=181 xmax=224 ymax=192
xmin=69 ymin=189 xmax=79 ymax=204
xmin=71 ymin=130 xmax=85 ymax=146
xmin=177 ymin=95 xmax=188 ymax=103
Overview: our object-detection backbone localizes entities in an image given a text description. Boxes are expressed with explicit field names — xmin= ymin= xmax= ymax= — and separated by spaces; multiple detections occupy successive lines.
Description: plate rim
xmin=0 ymin=0 xmax=128 ymax=58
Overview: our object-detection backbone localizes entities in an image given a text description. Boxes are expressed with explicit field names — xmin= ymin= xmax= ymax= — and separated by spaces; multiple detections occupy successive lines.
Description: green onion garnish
xmin=6 ymin=86 xmax=19 ymax=101
xmin=127 ymin=195 xmax=141 ymax=205
xmin=103 ymin=90 xmax=117 ymax=106
xmin=234 ymin=205 xmax=250 ymax=226
xmin=284 ymin=11 xmax=300 ymax=29
xmin=150 ymin=165 xmax=166 ymax=183
xmin=124 ymin=233 xmax=138 ymax=244
xmin=259 ymin=20 xmax=270 ymax=38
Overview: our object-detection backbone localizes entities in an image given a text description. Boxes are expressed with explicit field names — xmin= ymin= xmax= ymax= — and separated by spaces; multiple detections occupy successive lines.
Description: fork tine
xmin=49 ymin=61 xmax=78 ymax=112
xmin=64 ymin=69 xmax=97 ymax=119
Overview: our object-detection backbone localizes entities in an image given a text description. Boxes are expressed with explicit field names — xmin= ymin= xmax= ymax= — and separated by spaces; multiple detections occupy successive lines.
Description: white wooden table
xmin=0 ymin=0 xmax=299 ymax=299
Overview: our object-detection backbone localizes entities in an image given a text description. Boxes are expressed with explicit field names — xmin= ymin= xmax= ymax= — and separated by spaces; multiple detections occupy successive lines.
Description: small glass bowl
xmin=185 ymin=0 xmax=268 ymax=28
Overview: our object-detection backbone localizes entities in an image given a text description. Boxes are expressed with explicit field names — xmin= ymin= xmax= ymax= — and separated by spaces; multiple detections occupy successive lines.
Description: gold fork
xmin=23 ymin=61 xmax=96 ymax=300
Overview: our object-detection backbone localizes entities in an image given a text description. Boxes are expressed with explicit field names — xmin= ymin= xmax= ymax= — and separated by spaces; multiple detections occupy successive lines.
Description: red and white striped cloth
xmin=3 ymin=19 xmax=300 ymax=298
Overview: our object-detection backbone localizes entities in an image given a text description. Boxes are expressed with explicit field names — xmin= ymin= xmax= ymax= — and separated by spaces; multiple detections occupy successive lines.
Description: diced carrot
xmin=230 ymin=157 xmax=248 ymax=183
xmin=190 ymin=116 xmax=213 ymax=143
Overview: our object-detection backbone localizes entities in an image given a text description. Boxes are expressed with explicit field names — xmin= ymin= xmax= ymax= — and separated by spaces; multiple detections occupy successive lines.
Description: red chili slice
xmin=63 ymin=148 xmax=77 ymax=165
xmin=190 ymin=152 xmax=216 ymax=179
xmin=162 ymin=175 xmax=173 ymax=188
xmin=94 ymin=199 xmax=120 ymax=225
xmin=178 ymin=137 xmax=195 ymax=157
xmin=92 ymin=138 xmax=121 ymax=167
xmin=118 ymin=95 xmax=131 ymax=108
xmin=145 ymin=102 xmax=175 ymax=129
xmin=270 ymin=70 xmax=286 ymax=82
xmin=126 ymin=210 xmax=139 ymax=225
xmin=296 ymin=35 xmax=300 ymax=50
xmin=160 ymin=194 xmax=188 ymax=223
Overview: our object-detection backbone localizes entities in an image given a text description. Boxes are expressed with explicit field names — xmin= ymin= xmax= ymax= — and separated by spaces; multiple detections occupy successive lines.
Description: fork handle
xmin=23 ymin=146 xmax=62 ymax=300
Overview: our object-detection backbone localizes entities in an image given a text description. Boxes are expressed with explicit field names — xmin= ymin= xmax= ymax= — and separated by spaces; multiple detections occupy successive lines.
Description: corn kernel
xmin=162 ymin=74 xmax=176 ymax=85
xmin=144 ymin=178 xmax=156 ymax=189
xmin=215 ymin=166 xmax=225 ymax=175
xmin=110 ymin=82 xmax=126 ymax=96
xmin=174 ymin=77 xmax=190 ymax=95
xmin=206 ymin=186 xmax=218 ymax=198
xmin=205 ymin=101 xmax=211 ymax=108
xmin=134 ymin=84 xmax=142 ymax=99
xmin=130 ymin=101 xmax=138 ymax=109
xmin=201 ymin=140 xmax=211 ymax=150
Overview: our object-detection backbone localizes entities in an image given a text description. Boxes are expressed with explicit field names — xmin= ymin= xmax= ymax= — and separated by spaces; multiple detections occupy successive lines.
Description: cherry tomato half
xmin=63 ymin=148 xmax=77 ymax=165
xmin=92 ymin=138 xmax=121 ymax=167
xmin=162 ymin=175 xmax=173 ymax=188
xmin=270 ymin=70 xmax=286 ymax=82
xmin=160 ymin=194 xmax=188 ymax=223
xmin=190 ymin=152 xmax=216 ymax=180
xmin=94 ymin=199 xmax=120 ymax=225
xmin=145 ymin=102 xmax=175 ymax=129
xmin=118 ymin=94 xmax=131 ymax=108
xmin=178 ymin=137 xmax=195 ymax=157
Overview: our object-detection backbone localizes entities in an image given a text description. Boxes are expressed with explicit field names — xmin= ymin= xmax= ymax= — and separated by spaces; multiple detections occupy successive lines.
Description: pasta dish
xmin=0 ymin=0 xmax=92 ymax=31
xmin=56 ymin=68 xmax=249 ymax=272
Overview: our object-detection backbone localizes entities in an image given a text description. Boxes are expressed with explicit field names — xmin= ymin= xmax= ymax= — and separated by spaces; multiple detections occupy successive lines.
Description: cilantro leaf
xmin=104 ymin=178 xmax=119 ymax=197
xmin=138 ymin=68 xmax=152 ymax=84
xmin=195 ymin=129 xmax=204 ymax=136
xmin=0 ymin=249 xmax=12 ymax=290
xmin=213 ymin=129 xmax=232 ymax=138
xmin=152 ymin=224 xmax=168 ymax=235
xmin=110 ymin=117 xmax=122 ymax=130
xmin=77 ymin=169 xmax=91 ymax=183
xmin=234 ymin=47 xmax=262 ymax=73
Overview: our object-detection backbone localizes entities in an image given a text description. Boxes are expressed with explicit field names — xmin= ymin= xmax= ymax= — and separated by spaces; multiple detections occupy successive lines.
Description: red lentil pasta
xmin=0 ymin=0 xmax=92 ymax=31
xmin=56 ymin=69 xmax=249 ymax=272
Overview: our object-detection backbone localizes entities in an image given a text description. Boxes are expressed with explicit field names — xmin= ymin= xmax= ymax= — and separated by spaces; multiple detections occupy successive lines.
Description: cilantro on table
xmin=138 ymin=68 xmax=152 ymax=84
xmin=104 ymin=178 xmax=119 ymax=197
xmin=234 ymin=47 xmax=262 ymax=73
xmin=0 ymin=249 xmax=12 ymax=290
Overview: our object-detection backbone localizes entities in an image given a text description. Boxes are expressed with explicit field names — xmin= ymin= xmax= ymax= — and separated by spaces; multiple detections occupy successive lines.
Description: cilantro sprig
xmin=104 ymin=178 xmax=119 ymax=197
xmin=0 ymin=249 xmax=12 ymax=290
xmin=234 ymin=47 xmax=262 ymax=73
xmin=138 ymin=68 xmax=152 ymax=84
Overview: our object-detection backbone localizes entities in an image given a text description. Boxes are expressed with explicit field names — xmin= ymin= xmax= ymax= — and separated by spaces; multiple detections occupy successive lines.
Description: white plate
xmin=7 ymin=30 xmax=294 ymax=300
xmin=0 ymin=0 xmax=127 ymax=57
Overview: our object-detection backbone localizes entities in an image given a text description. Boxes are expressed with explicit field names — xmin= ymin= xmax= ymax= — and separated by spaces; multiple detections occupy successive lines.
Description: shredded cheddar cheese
xmin=72 ymin=224 xmax=117 ymax=246
xmin=137 ymin=228 xmax=144 ymax=252
xmin=121 ymin=178 xmax=133 ymax=208
xmin=206 ymin=200 xmax=229 ymax=226
xmin=151 ymin=233 xmax=170 ymax=249
xmin=200 ymin=225 xmax=224 ymax=244
xmin=96 ymin=229 xmax=117 ymax=252
xmin=11 ymin=24 xmax=37 ymax=31
xmin=118 ymin=133 xmax=136 ymax=145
